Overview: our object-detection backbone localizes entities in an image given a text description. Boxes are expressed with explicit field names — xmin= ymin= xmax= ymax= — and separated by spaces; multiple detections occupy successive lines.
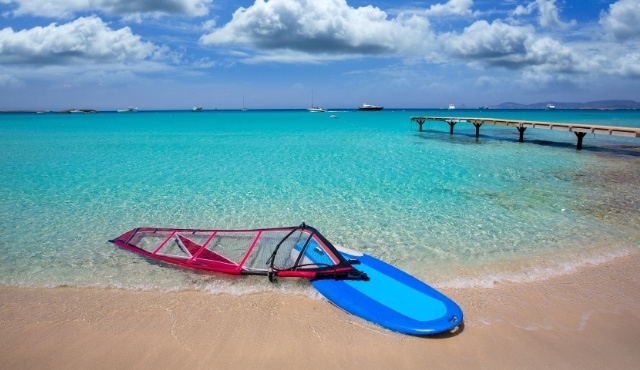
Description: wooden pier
xmin=410 ymin=116 xmax=640 ymax=150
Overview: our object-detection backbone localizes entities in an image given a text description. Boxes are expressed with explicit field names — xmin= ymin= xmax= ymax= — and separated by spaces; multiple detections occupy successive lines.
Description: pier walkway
xmin=410 ymin=116 xmax=640 ymax=150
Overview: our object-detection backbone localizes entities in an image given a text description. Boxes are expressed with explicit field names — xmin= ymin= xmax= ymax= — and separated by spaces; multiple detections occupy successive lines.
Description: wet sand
xmin=2 ymin=252 xmax=639 ymax=369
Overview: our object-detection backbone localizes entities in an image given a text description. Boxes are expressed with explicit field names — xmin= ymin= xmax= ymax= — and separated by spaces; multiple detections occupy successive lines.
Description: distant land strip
xmin=489 ymin=100 xmax=640 ymax=110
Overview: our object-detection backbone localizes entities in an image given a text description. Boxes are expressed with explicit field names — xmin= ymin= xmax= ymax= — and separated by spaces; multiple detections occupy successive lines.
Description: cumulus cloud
xmin=425 ymin=0 xmax=476 ymax=17
xmin=439 ymin=21 xmax=532 ymax=65
xmin=600 ymin=0 xmax=640 ymax=42
xmin=197 ymin=0 xmax=609 ymax=79
xmin=0 ymin=16 xmax=160 ymax=65
xmin=610 ymin=52 xmax=640 ymax=76
xmin=199 ymin=0 xmax=433 ymax=61
xmin=536 ymin=0 xmax=574 ymax=28
xmin=438 ymin=20 xmax=586 ymax=73
xmin=523 ymin=37 xmax=592 ymax=74
xmin=513 ymin=0 xmax=574 ymax=28
xmin=2 ymin=0 xmax=211 ymax=18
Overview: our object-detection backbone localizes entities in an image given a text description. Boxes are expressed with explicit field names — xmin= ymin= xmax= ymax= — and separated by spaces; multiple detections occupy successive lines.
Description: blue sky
xmin=1 ymin=0 xmax=639 ymax=110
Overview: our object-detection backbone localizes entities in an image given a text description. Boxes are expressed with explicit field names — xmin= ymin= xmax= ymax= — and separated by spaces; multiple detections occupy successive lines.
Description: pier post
xmin=516 ymin=125 xmax=527 ymax=143
xmin=445 ymin=120 xmax=457 ymax=135
xmin=574 ymin=132 xmax=587 ymax=150
xmin=473 ymin=123 xmax=482 ymax=138
xmin=414 ymin=118 xmax=426 ymax=132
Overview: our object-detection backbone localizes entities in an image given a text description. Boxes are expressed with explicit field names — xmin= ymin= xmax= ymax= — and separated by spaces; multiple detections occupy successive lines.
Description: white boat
xmin=358 ymin=103 xmax=383 ymax=111
xmin=308 ymin=107 xmax=326 ymax=113
xmin=192 ymin=106 xmax=203 ymax=112
xmin=307 ymin=90 xmax=326 ymax=112
xmin=448 ymin=104 xmax=455 ymax=110
xmin=117 ymin=107 xmax=138 ymax=113
xmin=66 ymin=109 xmax=96 ymax=113
xmin=546 ymin=104 xmax=556 ymax=110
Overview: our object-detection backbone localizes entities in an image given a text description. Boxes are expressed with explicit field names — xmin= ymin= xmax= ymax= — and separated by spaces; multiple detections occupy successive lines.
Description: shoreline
xmin=2 ymin=252 xmax=640 ymax=369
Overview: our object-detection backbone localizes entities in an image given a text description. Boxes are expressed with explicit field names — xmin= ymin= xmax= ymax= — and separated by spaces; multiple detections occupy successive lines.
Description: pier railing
xmin=410 ymin=116 xmax=640 ymax=150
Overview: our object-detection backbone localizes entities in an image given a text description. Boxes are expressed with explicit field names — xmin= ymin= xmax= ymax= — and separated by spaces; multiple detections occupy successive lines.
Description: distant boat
xmin=192 ymin=106 xmax=203 ymax=112
xmin=117 ymin=107 xmax=138 ymax=113
xmin=242 ymin=96 xmax=248 ymax=111
xmin=448 ymin=104 xmax=456 ymax=110
xmin=358 ymin=103 xmax=383 ymax=111
xmin=478 ymin=106 xmax=489 ymax=110
xmin=308 ymin=90 xmax=326 ymax=112
xmin=64 ymin=109 xmax=96 ymax=113
xmin=546 ymin=104 xmax=556 ymax=110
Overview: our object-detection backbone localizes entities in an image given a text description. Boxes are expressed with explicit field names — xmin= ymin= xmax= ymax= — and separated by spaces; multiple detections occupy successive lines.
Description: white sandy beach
xmin=1 ymin=252 xmax=640 ymax=369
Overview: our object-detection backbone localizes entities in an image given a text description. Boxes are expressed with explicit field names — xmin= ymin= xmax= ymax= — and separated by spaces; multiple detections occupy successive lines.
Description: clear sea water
xmin=1 ymin=109 xmax=639 ymax=295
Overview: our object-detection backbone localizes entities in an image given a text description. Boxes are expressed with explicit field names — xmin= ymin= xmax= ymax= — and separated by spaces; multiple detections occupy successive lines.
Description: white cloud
xmin=0 ymin=16 xmax=159 ymax=65
xmin=536 ymin=0 xmax=574 ymax=28
xmin=200 ymin=0 xmax=434 ymax=62
xmin=439 ymin=20 xmax=533 ymax=64
xmin=513 ymin=0 xmax=574 ymax=28
xmin=611 ymin=53 xmax=640 ymax=77
xmin=523 ymin=37 xmax=592 ymax=73
xmin=202 ymin=19 xmax=217 ymax=31
xmin=600 ymin=0 xmax=640 ymax=42
xmin=425 ymin=0 xmax=476 ymax=17
xmin=192 ymin=57 xmax=216 ymax=68
xmin=2 ymin=0 xmax=211 ymax=18
xmin=240 ymin=49 xmax=353 ymax=64
xmin=599 ymin=46 xmax=640 ymax=77
xmin=196 ymin=0 xmax=632 ymax=86
xmin=513 ymin=2 xmax=535 ymax=17
xmin=438 ymin=19 xmax=588 ymax=74
xmin=1 ymin=0 xmax=637 ymax=105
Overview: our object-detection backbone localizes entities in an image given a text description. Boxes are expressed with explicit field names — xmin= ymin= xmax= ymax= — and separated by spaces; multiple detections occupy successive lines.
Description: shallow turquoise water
xmin=1 ymin=109 xmax=638 ymax=294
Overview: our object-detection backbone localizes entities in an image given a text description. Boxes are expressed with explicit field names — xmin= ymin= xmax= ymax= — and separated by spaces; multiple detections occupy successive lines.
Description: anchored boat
xmin=358 ymin=103 xmax=383 ymax=111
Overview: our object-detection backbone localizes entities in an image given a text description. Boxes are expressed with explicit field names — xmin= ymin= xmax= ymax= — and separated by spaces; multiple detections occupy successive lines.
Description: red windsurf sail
xmin=109 ymin=223 xmax=368 ymax=281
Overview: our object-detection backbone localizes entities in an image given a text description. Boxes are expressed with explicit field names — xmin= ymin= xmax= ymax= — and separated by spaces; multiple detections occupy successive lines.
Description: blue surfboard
xmin=310 ymin=246 xmax=463 ymax=336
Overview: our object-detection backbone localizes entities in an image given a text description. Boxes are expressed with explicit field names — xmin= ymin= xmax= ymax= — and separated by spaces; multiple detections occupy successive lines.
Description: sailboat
xmin=307 ymin=90 xmax=326 ymax=112
xmin=242 ymin=96 xmax=248 ymax=111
